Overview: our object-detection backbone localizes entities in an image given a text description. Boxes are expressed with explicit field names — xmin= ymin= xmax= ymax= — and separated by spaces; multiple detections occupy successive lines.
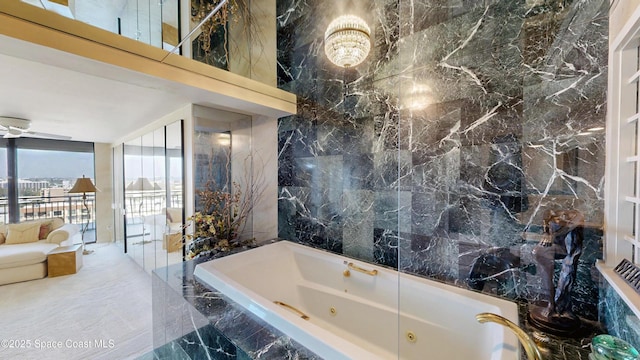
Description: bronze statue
xmin=529 ymin=209 xmax=584 ymax=334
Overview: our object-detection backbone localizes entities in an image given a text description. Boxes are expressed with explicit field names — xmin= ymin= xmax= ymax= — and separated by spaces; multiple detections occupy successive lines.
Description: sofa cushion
xmin=0 ymin=219 xmax=45 ymax=242
xmin=0 ymin=241 xmax=58 ymax=269
xmin=5 ymin=222 xmax=41 ymax=245
xmin=0 ymin=231 xmax=4 ymax=245
xmin=39 ymin=222 xmax=52 ymax=240
xmin=49 ymin=217 xmax=64 ymax=231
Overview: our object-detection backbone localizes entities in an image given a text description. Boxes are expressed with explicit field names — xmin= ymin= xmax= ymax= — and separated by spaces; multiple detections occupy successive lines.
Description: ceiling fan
xmin=0 ymin=116 xmax=71 ymax=140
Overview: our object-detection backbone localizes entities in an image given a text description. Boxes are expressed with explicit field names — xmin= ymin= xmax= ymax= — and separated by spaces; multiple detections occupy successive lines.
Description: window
xmin=607 ymin=12 xmax=640 ymax=266
xmin=0 ymin=138 xmax=95 ymax=233
xmin=603 ymin=3 xmax=640 ymax=315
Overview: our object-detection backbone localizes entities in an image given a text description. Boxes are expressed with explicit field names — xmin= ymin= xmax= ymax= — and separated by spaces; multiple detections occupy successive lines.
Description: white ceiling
xmin=0 ymin=34 xmax=195 ymax=144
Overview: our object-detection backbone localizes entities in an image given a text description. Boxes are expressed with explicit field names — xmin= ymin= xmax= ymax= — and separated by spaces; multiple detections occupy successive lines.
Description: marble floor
xmin=0 ymin=243 xmax=153 ymax=360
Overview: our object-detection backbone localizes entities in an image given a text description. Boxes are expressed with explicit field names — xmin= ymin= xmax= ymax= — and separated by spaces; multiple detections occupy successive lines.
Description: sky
xmin=0 ymin=149 xmax=94 ymax=179
xmin=124 ymin=155 xmax=183 ymax=182
xmin=0 ymin=148 xmax=183 ymax=182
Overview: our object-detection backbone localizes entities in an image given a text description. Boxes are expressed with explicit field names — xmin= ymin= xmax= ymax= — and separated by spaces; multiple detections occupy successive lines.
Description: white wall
xmin=610 ymin=0 xmax=640 ymax=41
xmin=251 ymin=115 xmax=278 ymax=241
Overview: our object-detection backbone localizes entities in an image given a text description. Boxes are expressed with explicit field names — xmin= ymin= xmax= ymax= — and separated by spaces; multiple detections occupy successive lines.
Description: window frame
xmin=0 ymin=137 xmax=95 ymax=224
xmin=602 ymin=2 xmax=640 ymax=318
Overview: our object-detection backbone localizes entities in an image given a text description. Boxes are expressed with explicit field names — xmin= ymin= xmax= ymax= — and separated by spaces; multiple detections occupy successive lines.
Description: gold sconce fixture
xmin=324 ymin=15 xmax=371 ymax=68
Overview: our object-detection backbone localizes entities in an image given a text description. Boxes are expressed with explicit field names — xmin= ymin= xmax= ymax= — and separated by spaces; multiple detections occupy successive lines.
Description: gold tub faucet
xmin=476 ymin=312 xmax=543 ymax=360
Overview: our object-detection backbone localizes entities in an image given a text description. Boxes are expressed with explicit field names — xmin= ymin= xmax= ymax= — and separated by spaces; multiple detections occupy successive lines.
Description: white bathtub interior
xmin=194 ymin=240 xmax=519 ymax=360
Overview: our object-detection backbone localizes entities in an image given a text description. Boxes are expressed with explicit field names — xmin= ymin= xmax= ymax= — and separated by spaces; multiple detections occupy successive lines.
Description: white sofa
xmin=0 ymin=218 xmax=79 ymax=285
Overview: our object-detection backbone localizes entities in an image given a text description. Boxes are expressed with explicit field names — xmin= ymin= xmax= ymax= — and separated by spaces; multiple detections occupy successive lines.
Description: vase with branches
xmin=184 ymin=152 xmax=266 ymax=259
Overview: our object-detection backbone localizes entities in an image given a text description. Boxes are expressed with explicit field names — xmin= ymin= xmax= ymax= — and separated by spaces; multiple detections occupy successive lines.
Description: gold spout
xmin=347 ymin=262 xmax=378 ymax=276
xmin=274 ymin=301 xmax=310 ymax=320
xmin=476 ymin=312 xmax=543 ymax=360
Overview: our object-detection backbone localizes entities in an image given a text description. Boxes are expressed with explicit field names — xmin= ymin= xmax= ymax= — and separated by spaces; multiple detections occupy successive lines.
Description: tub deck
xmin=152 ymin=250 xmax=322 ymax=359
xmin=194 ymin=240 xmax=520 ymax=360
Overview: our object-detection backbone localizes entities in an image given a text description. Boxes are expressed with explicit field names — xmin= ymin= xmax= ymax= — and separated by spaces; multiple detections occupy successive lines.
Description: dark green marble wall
xmin=277 ymin=0 xmax=608 ymax=322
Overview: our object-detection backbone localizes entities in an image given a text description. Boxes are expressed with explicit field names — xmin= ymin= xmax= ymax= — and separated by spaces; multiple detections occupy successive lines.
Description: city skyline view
xmin=0 ymin=148 xmax=94 ymax=179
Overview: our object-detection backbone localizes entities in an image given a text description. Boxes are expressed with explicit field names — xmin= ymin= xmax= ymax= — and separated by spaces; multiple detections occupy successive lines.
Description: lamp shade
xmin=126 ymin=177 xmax=154 ymax=191
xmin=69 ymin=175 xmax=98 ymax=194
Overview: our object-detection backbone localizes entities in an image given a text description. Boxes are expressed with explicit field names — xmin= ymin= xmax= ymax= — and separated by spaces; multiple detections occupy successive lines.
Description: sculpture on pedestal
xmin=530 ymin=209 xmax=584 ymax=334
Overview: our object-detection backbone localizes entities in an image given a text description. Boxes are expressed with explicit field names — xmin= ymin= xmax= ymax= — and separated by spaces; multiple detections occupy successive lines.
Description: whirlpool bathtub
xmin=194 ymin=241 xmax=519 ymax=360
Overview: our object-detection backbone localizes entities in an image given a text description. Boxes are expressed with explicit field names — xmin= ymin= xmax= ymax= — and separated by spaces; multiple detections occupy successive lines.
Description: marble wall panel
xmin=400 ymin=233 xmax=459 ymax=281
xmin=600 ymin=281 xmax=640 ymax=350
xmin=343 ymin=190 xmax=375 ymax=261
xmin=277 ymin=0 xmax=608 ymax=326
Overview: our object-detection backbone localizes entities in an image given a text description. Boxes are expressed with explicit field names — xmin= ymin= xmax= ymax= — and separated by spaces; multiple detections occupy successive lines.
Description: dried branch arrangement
xmin=185 ymin=152 xmax=266 ymax=258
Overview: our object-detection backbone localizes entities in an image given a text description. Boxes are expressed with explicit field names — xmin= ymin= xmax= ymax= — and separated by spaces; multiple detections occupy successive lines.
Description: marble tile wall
xmin=599 ymin=281 xmax=640 ymax=350
xmin=277 ymin=0 xmax=607 ymax=322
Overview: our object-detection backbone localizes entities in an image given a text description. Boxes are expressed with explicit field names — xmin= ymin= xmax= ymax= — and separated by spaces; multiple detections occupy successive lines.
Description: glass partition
xmin=152 ymin=127 xmax=167 ymax=270
xmin=194 ymin=129 xmax=231 ymax=211
xmin=119 ymin=0 xmax=163 ymax=48
xmin=0 ymin=147 xmax=5 ymax=221
xmin=183 ymin=107 xmax=253 ymax=259
xmin=20 ymin=0 xmax=259 ymax=77
xmin=122 ymin=120 xmax=184 ymax=273
xmin=21 ymin=0 xmax=173 ymax=49
xmin=124 ymin=136 xmax=144 ymax=268
xmin=166 ymin=121 xmax=184 ymax=263
xmin=113 ymin=144 xmax=126 ymax=250
xmin=140 ymin=131 xmax=155 ymax=269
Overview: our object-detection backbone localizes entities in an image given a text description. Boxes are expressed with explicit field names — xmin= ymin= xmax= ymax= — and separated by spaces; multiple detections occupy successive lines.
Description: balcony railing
xmin=0 ymin=193 xmax=182 ymax=223
xmin=0 ymin=195 xmax=96 ymax=230
xmin=124 ymin=191 xmax=182 ymax=222
xmin=0 ymin=193 xmax=183 ymax=243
